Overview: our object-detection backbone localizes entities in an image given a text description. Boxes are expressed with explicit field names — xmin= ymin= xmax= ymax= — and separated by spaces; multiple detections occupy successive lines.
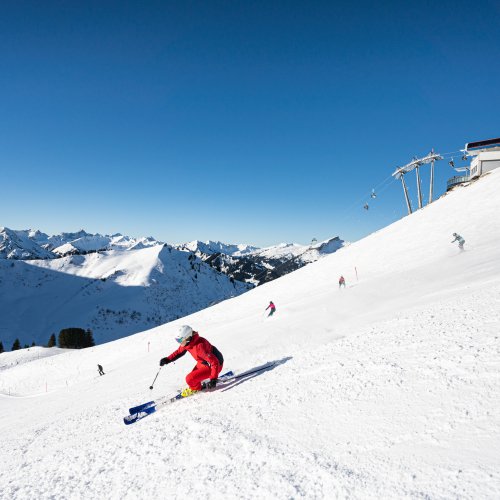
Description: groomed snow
xmin=1 ymin=171 xmax=500 ymax=499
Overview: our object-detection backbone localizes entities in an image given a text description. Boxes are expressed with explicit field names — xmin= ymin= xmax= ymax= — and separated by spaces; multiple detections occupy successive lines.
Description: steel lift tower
xmin=392 ymin=150 xmax=443 ymax=215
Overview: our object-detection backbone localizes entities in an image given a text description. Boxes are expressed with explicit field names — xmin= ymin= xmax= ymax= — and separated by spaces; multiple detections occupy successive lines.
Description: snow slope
xmin=0 ymin=346 xmax=68 ymax=374
xmin=1 ymin=171 xmax=500 ymax=499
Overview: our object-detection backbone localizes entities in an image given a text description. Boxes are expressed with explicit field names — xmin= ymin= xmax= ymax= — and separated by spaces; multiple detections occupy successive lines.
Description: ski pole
xmin=149 ymin=366 xmax=162 ymax=390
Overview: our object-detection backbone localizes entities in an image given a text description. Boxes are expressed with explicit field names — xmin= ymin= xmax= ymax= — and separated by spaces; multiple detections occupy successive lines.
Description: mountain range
xmin=176 ymin=237 xmax=344 ymax=285
xmin=0 ymin=227 xmax=161 ymax=259
xmin=0 ymin=228 xmax=344 ymax=348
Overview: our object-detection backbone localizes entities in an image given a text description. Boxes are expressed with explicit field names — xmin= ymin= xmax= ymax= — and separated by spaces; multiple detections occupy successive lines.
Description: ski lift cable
xmin=251 ymin=173 xmax=396 ymax=284
xmin=436 ymin=150 xmax=471 ymax=161
xmin=372 ymin=178 xmax=394 ymax=198
xmin=254 ymin=148 xmax=466 ymax=285
xmin=440 ymin=149 xmax=466 ymax=157
xmin=254 ymin=169 xmax=404 ymax=284
xmin=334 ymin=175 xmax=398 ymax=227
xmin=339 ymin=147 xmax=470 ymax=228
xmin=342 ymin=173 xmax=395 ymax=215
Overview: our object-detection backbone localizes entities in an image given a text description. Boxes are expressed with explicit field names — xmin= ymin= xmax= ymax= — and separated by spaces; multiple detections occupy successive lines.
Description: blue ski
xmin=127 ymin=370 xmax=234 ymax=415
xmin=124 ymin=405 xmax=158 ymax=425
xmin=124 ymin=362 xmax=279 ymax=425
xmin=128 ymin=400 xmax=154 ymax=415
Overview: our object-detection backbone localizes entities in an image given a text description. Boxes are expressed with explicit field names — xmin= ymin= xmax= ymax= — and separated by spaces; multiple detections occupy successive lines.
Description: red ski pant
xmin=186 ymin=362 xmax=223 ymax=390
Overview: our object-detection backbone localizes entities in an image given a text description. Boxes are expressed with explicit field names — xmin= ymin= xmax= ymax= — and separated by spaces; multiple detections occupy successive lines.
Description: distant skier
xmin=97 ymin=364 xmax=105 ymax=376
xmin=159 ymin=325 xmax=224 ymax=397
xmin=266 ymin=301 xmax=276 ymax=317
xmin=339 ymin=275 xmax=346 ymax=289
xmin=451 ymin=232 xmax=465 ymax=250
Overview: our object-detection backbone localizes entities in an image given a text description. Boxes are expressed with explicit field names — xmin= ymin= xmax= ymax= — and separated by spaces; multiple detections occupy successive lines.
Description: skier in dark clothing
xmin=159 ymin=325 xmax=224 ymax=398
xmin=451 ymin=233 xmax=465 ymax=250
xmin=97 ymin=364 xmax=105 ymax=376
xmin=265 ymin=301 xmax=276 ymax=317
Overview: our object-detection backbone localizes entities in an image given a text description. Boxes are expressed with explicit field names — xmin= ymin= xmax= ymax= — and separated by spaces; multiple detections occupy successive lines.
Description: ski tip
xmin=124 ymin=406 xmax=157 ymax=425
xmin=128 ymin=400 xmax=155 ymax=415
xmin=124 ymin=414 xmax=139 ymax=425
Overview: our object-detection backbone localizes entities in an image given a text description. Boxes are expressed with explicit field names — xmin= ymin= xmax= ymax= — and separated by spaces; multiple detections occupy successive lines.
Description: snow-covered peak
xmin=0 ymin=227 xmax=54 ymax=260
xmin=27 ymin=229 xmax=49 ymax=240
xmin=52 ymin=234 xmax=112 ymax=256
xmin=248 ymin=236 xmax=343 ymax=261
xmin=179 ymin=240 xmax=259 ymax=256
xmin=0 ymin=228 xmax=164 ymax=259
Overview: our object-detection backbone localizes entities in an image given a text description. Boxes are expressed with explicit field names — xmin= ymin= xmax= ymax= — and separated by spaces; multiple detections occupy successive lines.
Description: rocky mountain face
xmin=176 ymin=237 xmax=344 ymax=285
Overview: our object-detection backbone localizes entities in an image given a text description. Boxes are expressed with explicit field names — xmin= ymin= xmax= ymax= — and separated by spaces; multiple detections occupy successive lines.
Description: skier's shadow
xmin=220 ymin=357 xmax=292 ymax=393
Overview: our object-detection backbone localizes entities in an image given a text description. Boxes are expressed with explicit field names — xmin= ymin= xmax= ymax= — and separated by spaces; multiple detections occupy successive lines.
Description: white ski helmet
xmin=175 ymin=325 xmax=193 ymax=344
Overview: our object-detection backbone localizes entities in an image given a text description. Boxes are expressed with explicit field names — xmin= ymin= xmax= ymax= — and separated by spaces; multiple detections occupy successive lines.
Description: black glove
xmin=159 ymin=357 xmax=170 ymax=366
xmin=206 ymin=379 xmax=217 ymax=389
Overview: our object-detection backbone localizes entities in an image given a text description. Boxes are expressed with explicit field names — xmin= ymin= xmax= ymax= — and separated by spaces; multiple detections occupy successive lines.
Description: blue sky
xmin=1 ymin=0 xmax=499 ymax=247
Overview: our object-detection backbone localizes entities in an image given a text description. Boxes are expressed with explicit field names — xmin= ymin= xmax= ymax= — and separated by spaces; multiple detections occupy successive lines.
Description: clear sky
xmin=1 ymin=0 xmax=499 ymax=247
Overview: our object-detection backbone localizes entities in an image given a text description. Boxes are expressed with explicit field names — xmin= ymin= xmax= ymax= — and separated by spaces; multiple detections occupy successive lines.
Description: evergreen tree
xmin=12 ymin=339 xmax=21 ymax=351
xmin=47 ymin=333 xmax=56 ymax=348
xmin=31 ymin=341 xmax=36 ymax=347
xmin=58 ymin=328 xmax=93 ymax=349
xmin=0 ymin=341 xmax=4 ymax=354
xmin=84 ymin=329 xmax=95 ymax=348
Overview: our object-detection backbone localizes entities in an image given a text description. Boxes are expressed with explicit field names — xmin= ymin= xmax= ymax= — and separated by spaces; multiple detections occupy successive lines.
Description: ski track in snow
xmin=1 ymin=171 xmax=500 ymax=499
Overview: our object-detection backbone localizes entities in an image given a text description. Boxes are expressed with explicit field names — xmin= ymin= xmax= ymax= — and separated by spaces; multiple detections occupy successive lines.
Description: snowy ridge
xmin=179 ymin=240 xmax=259 ymax=256
xmin=248 ymin=236 xmax=344 ymax=262
xmin=179 ymin=237 xmax=344 ymax=261
xmin=0 ymin=227 xmax=54 ymax=260
xmin=0 ymin=245 xmax=251 ymax=347
xmin=0 ymin=171 xmax=499 ymax=498
xmin=180 ymin=236 xmax=344 ymax=286
xmin=0 ymin=228 xmax=163 ymax=259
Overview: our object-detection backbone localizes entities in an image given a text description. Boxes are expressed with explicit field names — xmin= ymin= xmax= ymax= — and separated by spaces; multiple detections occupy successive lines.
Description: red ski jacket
xmin=165 ymin=332 xmax=223 ymax=380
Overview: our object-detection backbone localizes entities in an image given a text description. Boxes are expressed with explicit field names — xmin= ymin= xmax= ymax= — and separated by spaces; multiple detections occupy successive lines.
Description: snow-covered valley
xmin=1 ymin=170 xmax=499 ymax=499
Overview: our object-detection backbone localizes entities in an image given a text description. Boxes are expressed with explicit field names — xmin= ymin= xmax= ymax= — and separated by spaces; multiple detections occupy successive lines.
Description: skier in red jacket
xmin=159 ymin=325 xmax=224 ymax=397
xmin=265 ymin=301 xmax=276 ymax=317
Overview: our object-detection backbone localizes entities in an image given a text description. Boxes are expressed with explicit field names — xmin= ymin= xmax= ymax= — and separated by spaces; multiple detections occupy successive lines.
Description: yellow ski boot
xmin=180 ymin=387 xmax=199 ymax=398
